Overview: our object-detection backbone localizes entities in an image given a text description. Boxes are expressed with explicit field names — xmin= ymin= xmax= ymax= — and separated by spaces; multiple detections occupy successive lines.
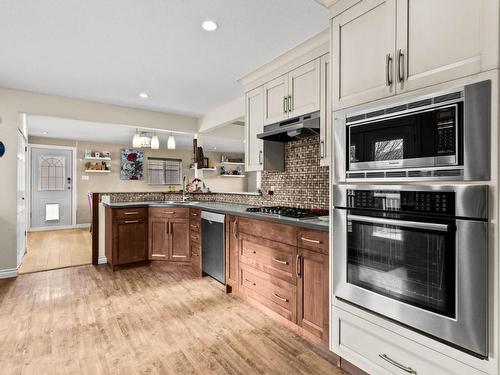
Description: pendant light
xmin=167 ymin=132 xmax=176 ymax=149
xmin=132 ymin=129 xmax=141 ymax=148
xmin=150 ymin=132 xmax=160 ymax=150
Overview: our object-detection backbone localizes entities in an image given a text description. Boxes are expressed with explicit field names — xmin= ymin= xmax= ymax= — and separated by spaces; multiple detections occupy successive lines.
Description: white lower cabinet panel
xmin=333 ymin=306 xmax=487 ymax=375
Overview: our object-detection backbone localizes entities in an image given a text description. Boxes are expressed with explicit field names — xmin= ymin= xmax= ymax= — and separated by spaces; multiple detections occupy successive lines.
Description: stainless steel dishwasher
xmin=201 ymin=211 xmax=225 ymax=284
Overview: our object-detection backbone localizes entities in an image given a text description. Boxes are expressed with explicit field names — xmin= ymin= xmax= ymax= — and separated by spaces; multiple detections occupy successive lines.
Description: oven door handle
xmin=347 ymin=214 xmax=450 ymax=232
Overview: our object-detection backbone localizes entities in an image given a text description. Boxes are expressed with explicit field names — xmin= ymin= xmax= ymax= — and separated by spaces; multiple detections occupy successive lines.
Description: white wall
xmin=0 ymin=87 xmax=198 ymax=277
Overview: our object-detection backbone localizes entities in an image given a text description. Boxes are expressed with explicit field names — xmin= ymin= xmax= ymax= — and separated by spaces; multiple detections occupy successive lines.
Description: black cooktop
xmin=246 ymin=206 xmax=328 ymax=219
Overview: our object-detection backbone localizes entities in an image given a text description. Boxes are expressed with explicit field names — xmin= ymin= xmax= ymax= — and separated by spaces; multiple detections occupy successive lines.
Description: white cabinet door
xmin=263 ymin=74 xmax=289 ymax=125
xmin=396 ymin=0 xmax=497 ymax=93
xmin=320 ymin=54 xmax=331 ymax=167
xmin=245 ymin=86 xmax=264 ymax=172
xmin=332 ymin=0 xmax=396 ymax=110
xmin=288 ymin=59 xmax=321 ymax=118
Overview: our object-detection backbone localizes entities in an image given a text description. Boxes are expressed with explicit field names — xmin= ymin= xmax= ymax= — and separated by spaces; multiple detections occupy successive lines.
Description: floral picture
xmin=120 ymin=149 xmax=144 ymax=180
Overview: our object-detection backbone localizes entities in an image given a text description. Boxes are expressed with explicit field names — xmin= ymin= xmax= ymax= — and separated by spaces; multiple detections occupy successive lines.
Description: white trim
xmin=98 ymin=256 xmax=108 ymax=265
xmin=28 ymin=225 xmax=75 ymax=232
xmin=75 ymin=223 xmax=91 ymax=229
xmin=28 ymin=144 xmax=77 ymax=230
xmin=0 ymin=268 xmax=18 ymax=279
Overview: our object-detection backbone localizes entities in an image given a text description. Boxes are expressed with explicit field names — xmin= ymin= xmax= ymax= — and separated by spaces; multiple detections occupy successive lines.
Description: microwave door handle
xmin=347 ymin=214 xmax=450 ymax=232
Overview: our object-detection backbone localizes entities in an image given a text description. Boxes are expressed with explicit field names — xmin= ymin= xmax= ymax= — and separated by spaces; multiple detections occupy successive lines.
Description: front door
xmin=30 ymin=147 xmax=73 ymax=229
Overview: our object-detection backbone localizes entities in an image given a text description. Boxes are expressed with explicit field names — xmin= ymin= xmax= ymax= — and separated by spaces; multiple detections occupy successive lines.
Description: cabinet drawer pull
xmin=244 ymin=278 xmax=255 ymax=286
xmin=288 ymin=95 xmax=293 ymax=112
xmin=273 ymin=293 xmax=288 ymax=303
xmin=272 ymin=257 xmax=288 ymax=265
xmin=124 ymin=220 xmax=139 ymax=224
xmin=386 ymin=53 xmax=393 ymax=87
xmin=191 ymin=213 xmax=198 ymax=216
xmin=300 ymin=237 xmax=321 ymax=244
xmin=283 ymin=96 xmax=287 ymax=113
xmin=190 ymin=224 xmax=198 ymax=229
xmin=378 ymin=354 xmax=417 ymax=374
xmin=164 ymin=211 xmax=175 ymax=214
xmin=397 ymin=49 xmax=405 ymax=83
xmin=296 ymin=254 xmax=301 ymax=278
xmin=124 ymin=212 xmax=139 ymax=215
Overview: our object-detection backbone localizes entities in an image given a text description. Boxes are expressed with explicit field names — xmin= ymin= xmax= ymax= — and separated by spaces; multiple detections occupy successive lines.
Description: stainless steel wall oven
xmin=334 ymin=80 xmax=491 ymax=182
xmin=332 ymin=185 xmax=488 ymax=358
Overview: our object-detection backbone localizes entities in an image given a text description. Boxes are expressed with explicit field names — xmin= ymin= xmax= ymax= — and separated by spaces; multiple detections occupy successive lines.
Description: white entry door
xmin=17 ymin=131 xmax=27 ymax=265
xmin=30 ymin=146 xmax=74 ymax=229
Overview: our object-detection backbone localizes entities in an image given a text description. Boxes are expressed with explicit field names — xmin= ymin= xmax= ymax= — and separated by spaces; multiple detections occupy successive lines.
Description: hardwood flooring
xmin=0 ymin=263 xmax=346 ymax=375
xmin=19 ymin=229 xmax=91 ymax=274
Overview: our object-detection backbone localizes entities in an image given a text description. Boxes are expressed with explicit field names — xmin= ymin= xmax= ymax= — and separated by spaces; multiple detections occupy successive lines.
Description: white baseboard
xmin=75 ymin=223 xmax=91 ymax=229
xmin=0 ymin=268 xmax=18 ymax=279
xmin=98 ymin=256 xmax=108 ymax=265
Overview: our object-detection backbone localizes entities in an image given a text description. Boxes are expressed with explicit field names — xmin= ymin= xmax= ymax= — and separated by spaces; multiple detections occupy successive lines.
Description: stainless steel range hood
xmin=257 ymin=111 xmax=320 ymax=142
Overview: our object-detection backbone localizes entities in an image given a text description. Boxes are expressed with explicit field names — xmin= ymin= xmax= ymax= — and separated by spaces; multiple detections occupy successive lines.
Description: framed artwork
xmin=120 ymin=149 xmax=144 ymax=180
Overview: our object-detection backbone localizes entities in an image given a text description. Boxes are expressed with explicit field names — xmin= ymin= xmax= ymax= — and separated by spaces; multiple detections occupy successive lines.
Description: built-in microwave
xmin=334 ymin=80 xmax=491 ymax=182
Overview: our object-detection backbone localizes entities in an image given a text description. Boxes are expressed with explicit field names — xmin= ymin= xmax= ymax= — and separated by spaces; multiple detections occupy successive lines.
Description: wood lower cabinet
xmin=169 ymin=220 xmax=190 ymax=262
xmin=297 ymin=247 xmax=329 ymax=345
xmin=225 ymin=215 xmax=239 ymax=293
xmin=149 ymin=218 xmax=169 ymax=260
xmin=105 ymin=207 xmax=148 ymax=269
xmin=190 ymin=208 xmax=202 ymax=275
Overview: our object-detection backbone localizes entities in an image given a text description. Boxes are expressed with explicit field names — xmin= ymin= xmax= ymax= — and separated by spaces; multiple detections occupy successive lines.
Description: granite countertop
xmin=103 ymin=201 xmax=329 ymax=232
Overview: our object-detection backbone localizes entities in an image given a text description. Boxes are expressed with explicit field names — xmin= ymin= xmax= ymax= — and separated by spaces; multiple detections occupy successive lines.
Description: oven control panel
xmin=348 ymin=190 xmax=455 ymax=215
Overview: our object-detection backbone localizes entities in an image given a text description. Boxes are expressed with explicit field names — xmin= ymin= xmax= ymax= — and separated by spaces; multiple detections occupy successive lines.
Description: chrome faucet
xmin=182 ymin=176 xmax=188 ymax=202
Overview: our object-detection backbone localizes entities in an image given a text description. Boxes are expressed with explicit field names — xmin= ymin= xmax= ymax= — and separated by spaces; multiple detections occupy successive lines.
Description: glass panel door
xmin=347 ymin=213 xmax=456 ymax=318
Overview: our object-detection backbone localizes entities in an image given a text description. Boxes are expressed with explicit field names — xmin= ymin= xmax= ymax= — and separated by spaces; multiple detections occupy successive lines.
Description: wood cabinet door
xmin=225 ymin=216 xmax=239 ymax=292
xmin=297 ymin=248 xmax=329 ymax=345
xmin=319 ymin=53 xmax=331 ymax=167
xmin=149 ymin=218 xmax=169 ymax=260
xmin=245 ymin=86 xmax=264 ymax=172
xmin=263 ymin=74 xmax=289 ymax=125
xmin=332 ymin=0 xmax=396 ymax=110
xmin=396 ymin=0 xmax=494 ymax=93
xmin=288 ymin=59 xmax=321 ymax=118
xmin=114 ymin=219 xmax=148 ymax=265
xmin=169 ymin=219 xmax=190 ymax=262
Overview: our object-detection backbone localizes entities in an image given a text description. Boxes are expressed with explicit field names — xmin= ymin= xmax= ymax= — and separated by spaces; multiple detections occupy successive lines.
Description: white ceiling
xmin=1 ymin=0 xmax=329 ymax=117
xmin=28 ymin=115 xmax=245 ymax=153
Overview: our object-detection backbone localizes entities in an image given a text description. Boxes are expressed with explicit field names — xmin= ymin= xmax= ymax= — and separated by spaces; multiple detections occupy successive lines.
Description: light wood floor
xmin=19 ymin=229 xmax=92 ymax=274
xmin=0 ymin=263 xmax=346 ymax=375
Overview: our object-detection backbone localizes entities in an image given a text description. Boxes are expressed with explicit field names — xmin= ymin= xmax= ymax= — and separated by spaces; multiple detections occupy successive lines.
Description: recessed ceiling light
xmin=214 ymin=147 xmax=217 ymax=150
xmin=42 ymin=131 xmax=48 ymax=135
xmin=139 ymin=92 xmax=149 ymax=99
xmin=202 ymin=20 xmax=218 ymax=31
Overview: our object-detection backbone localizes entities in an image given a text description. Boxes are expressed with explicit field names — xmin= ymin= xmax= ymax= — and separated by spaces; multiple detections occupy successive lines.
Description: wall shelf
xmin=190 ymin=167 xmax=217 ymax=171
xmin=85 ymin=170 xmax=111 ymax=173
xmin=220 ymin=174 xmax=246 ymax=178
xmin=221 ymin=161 xmax=245 ymax=166
xmin=85 ymin=156 xmax=111 ymax=161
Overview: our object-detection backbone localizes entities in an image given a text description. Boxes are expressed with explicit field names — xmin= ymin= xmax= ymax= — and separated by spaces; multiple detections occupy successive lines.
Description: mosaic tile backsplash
xmin=101 ymin=136 xmax=329 ymax=209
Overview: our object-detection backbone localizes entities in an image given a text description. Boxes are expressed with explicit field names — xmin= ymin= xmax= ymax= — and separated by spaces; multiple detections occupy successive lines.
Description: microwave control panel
xmin=435 ymin=106 xmax=457 ymax=155
xmin=348 ymin=190 xmax=455 ymax=215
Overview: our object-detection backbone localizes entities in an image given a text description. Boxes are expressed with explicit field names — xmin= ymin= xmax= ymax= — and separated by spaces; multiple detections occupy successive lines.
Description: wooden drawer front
xmin=113 ymin=207 xmax=148 ymax=220
xmin=191 ymin=244 xmax=201 ymax=276
xmin=241 ymin=265 xmax=296 ymax=322
xmin=240 ymin=233 xmax=296 ymax=284
xmin=238 ymin=217 xmax=297 ymax=246
xmin=189 ymin=221 xmax=201 ymax=232
xmin=149 ymin=207 xmax=188 ymax=219
xmin=190 ymin=230 xmax=201 ymax=244
xmin=190 ymin=209 xmax=201 ymax=220
xmin=336 ymin=308 xmax=482 ymax=375
xmin=298 ymin=228 xmax=328 ymax=254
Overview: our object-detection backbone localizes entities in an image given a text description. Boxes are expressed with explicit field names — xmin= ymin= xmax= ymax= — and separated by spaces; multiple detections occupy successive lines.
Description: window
xmin=147 ymin=158 xmax=182 ymax=185
xmin=39 ymin=156 xmax=65 ymax=191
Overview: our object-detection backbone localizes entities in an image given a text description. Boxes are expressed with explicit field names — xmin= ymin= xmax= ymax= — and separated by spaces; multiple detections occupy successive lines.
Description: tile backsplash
xmin=101 ymin=136 xmax=329 ymax=209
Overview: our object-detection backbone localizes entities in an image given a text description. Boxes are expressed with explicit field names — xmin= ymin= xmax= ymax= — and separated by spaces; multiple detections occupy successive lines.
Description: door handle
xmin=272 ymin=257 xmax=288 ymax=265
xmin=166 ymin=222 xmax=169 ymax=234
xmin=397 ymin=49 xmax=405 ymax=83
xmin=385 ymin=53 xmax=393 ymax=86
xmin=233 ymin=220 xmax=238 ymax=240
xmin=124 ymin=220 xmax=139 ymax=224
xmin=170 ymin=222 xmax=173 ymax=234
xmin=283 ymin=96 xmax=288 ymax=113
xmin=124 ymin=212 xmax=139 ymax=215
xmin=296 ymin=254 xmax=301 ymax=278
xmin=379 ymin=354 xmax=417 ymax=374
xmin=259 ymin=150 xmax=263 ymax=165
xmin=347 ymin=214 xmax=450 ymax=232
xmin=244 ymin=278 xmax=255 ymax=286
xmin=273 ymin=293 xmax=288 ymax=303
xmin=300 ymin=237 xmax=321 ymax=244
xmin=164 ymin=211 xmax=175 ymax=214
xmin=320 ymin=140 xmax=325 ymax=158
xmin=288 ymin=95 xmax=293 ymax=112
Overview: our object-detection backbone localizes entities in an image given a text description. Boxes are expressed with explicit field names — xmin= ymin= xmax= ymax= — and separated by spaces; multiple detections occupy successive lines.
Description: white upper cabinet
xmin=396 ymin=0 xmax=496 ymax=93
xmin=263 ymin=74 xmax=289 ymax=125
xmin=288 ymin=59 xmax=321 ymax=118
xmin=320 ymin=54 xmax=331 ymax=167
xmin=264 ymin=59 xmax=321 ymax=125
xmin=331 ymin=0 xmax=499 ymax=109
xmin=332 ymin=0 xmax=396 ymax=110
xmin=245 ymin=86 xmax=264 ymax=172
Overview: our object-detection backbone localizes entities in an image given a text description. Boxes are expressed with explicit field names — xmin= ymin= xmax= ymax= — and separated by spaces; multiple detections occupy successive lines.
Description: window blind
xmin=147 ymin=158 xmax=182 ymax=185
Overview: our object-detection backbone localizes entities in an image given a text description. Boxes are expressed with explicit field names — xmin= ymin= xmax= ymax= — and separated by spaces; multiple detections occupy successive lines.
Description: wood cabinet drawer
xmin=297 ymin=228 xmax=328 ymax=254
xmin=149 ymin=207 xmax=189 ymax=219
xmin=241 ymin=265 xmax=296 ymax=322
xmin=238 ymin=217 xmax=297 ymax=246
xmin=335 ymin=307 xmax=483 ymax=375
xmin=190 ymin=208 xmax=201 ymax=220
xmin=240 ymin=233 xmax=296 ymax=284
xmin=190 ymin=230 xmax=201 ymax=244
xmin=189 ymin=221 xmax=200 ymax=232
xmin=113 ymin=207 xmax=148 ymax=220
